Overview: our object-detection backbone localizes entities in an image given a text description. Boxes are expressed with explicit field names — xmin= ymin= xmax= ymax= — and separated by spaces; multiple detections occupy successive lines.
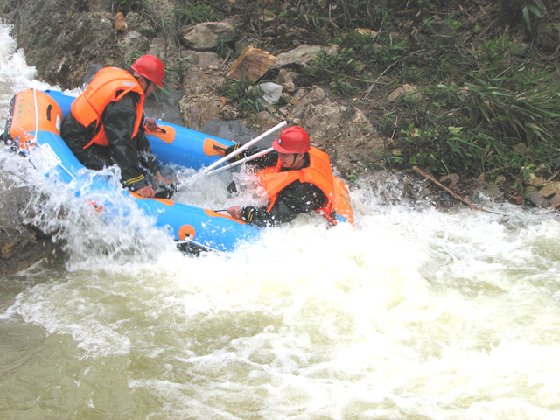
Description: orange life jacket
xmin=70 ymin=67 xmax=144 ymax=150
xmin=4 ymin=88 xmax=63 ymax=149
xmin=256 ymin=147 xmax=354 ymax=225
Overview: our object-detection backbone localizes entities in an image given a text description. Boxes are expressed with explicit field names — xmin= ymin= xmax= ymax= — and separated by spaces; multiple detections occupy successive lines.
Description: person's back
xmin=61 ymin=90 xmax=141 ymax=170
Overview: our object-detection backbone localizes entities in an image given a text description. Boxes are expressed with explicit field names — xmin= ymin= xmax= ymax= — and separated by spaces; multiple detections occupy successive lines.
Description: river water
xmin=1 ymin=23 xmax=560 ymax=419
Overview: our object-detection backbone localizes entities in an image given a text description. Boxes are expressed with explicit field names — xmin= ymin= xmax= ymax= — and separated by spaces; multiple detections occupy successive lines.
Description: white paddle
xmin=199 ymin=121 xmax=286 ymax=175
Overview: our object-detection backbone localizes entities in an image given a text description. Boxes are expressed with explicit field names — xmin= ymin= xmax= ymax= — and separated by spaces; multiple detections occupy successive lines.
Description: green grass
xmin=218 ymin=80 xmax=264 ymax=114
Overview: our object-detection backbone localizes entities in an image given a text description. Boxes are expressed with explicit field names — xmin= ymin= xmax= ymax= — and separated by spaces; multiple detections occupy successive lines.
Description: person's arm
xmin=102 ymin=93 xmax=150 ymax=193
xmin=229 ymin=182 xmax=327 ymax=227
xmin=248 ymin=149 xmax=278 ymax=169
xmin=225 ymin=143 xmax=278 ymax=169
xmin=135 ymin=123 xmax=161 ymax=174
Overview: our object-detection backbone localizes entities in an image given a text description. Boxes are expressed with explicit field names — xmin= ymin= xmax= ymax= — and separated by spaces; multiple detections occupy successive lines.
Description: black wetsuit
xmin=60 ymin=92 xmax=158 ymax=192
xmin=237 ymin=151 xmax=327 ymax=227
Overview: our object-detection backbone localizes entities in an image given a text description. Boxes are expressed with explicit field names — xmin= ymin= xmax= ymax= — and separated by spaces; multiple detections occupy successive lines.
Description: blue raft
xmin=4 ymin=88 xmax=261 ymax=253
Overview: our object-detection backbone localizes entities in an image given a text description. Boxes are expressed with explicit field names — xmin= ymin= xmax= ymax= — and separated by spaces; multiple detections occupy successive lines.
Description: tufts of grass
xmin=175 ymin=1 xmax=219 ymax=26
xmin=218 ymin=80 xmax=264 ymax=114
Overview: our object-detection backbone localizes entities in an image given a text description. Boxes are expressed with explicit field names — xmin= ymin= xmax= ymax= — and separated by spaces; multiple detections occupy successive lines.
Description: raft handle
xmin=212 ymin=144 xmax=227 ymax=152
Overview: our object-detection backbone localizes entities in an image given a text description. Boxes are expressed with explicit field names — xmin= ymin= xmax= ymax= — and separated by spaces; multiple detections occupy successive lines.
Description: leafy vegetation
xmin=383 ymin=33 xmax=559 ymax=180
xmin=522 ymin=0 xmax=547 ymax=35
xmin=278 ymin=0 xmax=558 ymax=184
xmin=111 ymin=0 xmax=148 ymax=15
xmin=218 ymin=80 xmax=264 ymax=114
xmin=175 ymin=1 xmax=218 ymax=26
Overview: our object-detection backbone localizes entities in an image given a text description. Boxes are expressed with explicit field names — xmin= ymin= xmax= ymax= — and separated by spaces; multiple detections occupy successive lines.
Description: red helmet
xmin=131 ymin=54 xmax=165 ymax=87
xmin=272 ymin=126 xmax=311 ymax=153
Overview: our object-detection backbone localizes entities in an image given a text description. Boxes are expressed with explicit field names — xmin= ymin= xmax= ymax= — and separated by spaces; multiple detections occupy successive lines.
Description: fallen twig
xmin=412 ymin=165 xmax=492 ymax=213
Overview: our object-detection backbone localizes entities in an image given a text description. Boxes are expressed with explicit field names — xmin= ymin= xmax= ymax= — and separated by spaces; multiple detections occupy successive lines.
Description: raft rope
xmin=29 ymin=87 xmax=75 ymax=180
xmin=32 ymin=87 xmax=40 ymax=143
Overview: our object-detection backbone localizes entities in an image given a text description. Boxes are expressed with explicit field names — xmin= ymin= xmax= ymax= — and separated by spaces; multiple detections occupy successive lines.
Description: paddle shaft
xmin=200 ymin=121 xmax=286 ymax=175
xmin=205 ymin=147 xmax=274 ymax=176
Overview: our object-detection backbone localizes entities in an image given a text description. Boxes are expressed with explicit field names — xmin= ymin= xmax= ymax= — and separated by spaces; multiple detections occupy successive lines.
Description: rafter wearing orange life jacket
xmin=70 ymin=67 xmax=144 ymax=151
xmin=256 ymin=146 xmax=354 ymax=225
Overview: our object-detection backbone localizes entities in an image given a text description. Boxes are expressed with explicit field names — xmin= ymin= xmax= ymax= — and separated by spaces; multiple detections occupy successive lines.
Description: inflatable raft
xmin=3 ymin=88 xmax=353 ymax=253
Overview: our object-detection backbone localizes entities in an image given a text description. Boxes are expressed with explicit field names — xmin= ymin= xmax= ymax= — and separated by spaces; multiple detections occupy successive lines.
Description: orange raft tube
xmin=4 ymin=88 xmax=63 ymax=149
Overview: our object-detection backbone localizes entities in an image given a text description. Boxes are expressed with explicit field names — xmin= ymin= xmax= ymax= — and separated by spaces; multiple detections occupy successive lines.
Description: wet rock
xmin=471 ymin=182 xmax=504 ymax=203
xmin=275 ymin=45 xmax=338 ymax=69
xmin=180 ymin=21 xmax=236 ymax=51
xmin=179 ymin=94 xmax=222 ymax=130
xmin=200 ymin=120 xmax=255 ymax=144
xmin=539 ymin=181 xmax=560 ymax=199
xmin=526 ymin=190 xmax=547 ymax=207
xmin=125 ymin=11 xmax=157 ymax=38
xmin=277 ymin=69 xmax=297 ymax=93
xmin=118 ymin=31 xmax=151 ymax=61
xmin=388 ymin=84 xmax=421 ymax=102
xmin=440 ymin=173 xmax=459 ymax=189
xmin=0 ymin=227 xmax=52 ymax=275
xmin=550 ymin=194 xmax=560 ymax=208
xmin=0 ymin=171 xmax=57 ymax=275
xmin=535 ymin=23 xmax=560 ymax=52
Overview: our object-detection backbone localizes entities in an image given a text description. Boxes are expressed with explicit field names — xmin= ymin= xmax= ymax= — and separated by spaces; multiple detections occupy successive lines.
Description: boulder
xmin=275 ymin=45 xmax=338 ymax=69
xmin=180 ymin=21 xmax=236 ymax=51
xmin=539 ymin=181 xmax=560 ymax=199
xmin=0 ymin=172 xmax=57 ymax=275
xmin=226 ymin=47 xmax=277 ymax=82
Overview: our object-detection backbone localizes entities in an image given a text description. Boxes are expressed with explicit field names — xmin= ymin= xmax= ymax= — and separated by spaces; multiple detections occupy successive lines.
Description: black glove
xmin=225 ymin=143 xmax=243 ymax=163
xmin=225 ymin=143 xmax=260 ymax=163
xmin=155 ymin=183 xmax=177 ymax=199
xmin=227 ymin=181 xmax=238 ymax=194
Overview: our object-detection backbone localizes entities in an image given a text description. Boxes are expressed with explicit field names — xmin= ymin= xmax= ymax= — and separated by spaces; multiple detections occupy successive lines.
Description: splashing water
xmin=1 ymin=24 xmax=560 ymax=419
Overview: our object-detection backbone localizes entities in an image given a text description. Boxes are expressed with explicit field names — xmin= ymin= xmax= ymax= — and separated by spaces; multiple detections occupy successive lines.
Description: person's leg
xmin=74 ymin=144 xmax=110 ymax=170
